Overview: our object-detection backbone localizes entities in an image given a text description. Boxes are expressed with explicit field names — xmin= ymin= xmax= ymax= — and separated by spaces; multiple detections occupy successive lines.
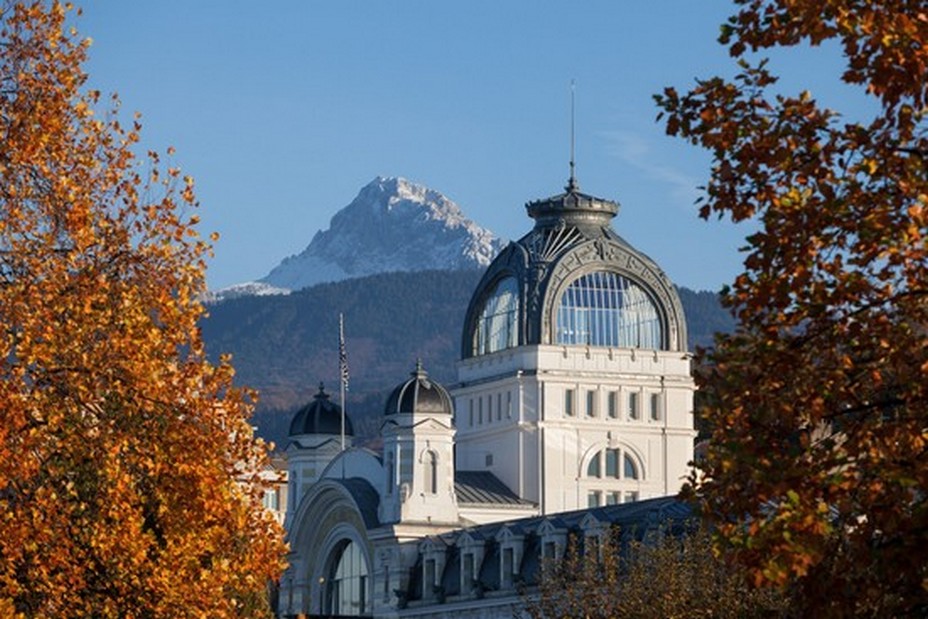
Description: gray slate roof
xmin=454 ymin=471 xmax=534 ymax=506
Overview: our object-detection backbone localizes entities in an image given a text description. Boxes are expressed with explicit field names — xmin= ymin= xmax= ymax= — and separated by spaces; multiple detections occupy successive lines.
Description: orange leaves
xmin=0 ymin=1 xmax=283 ymax=616
xmin=661 ymin=0 xmax=928 ymax=615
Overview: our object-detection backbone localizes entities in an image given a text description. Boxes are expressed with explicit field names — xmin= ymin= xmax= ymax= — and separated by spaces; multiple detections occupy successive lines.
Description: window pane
xmin=328 ymin=541 xmax=370 ymax=616
xmin=587 ymin=453 xmax=601 ymax=478
xmin=624 ymin=454 xmax=639 ymax=480
xmin=605 ymin=449 xmax=619 ymax=478
xmin=474 ymin=277 xmax=520 ymax=355
xmin=555 ymin=272 xmax=663 ymax=349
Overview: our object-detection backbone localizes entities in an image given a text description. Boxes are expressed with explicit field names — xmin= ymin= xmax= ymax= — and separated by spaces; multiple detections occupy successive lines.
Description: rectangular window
xmin=463 ymin=553 xmax=474 ymax=593
xmin=628 ymin=391 xmax=639 ymax=420
xmin=263 ymin=488 xmax=279 ymax=511
xmin=497 ymin=393 xmax=502 ymax=421
xmin=478 ymin=397 xmax=483 ymax=424
xmin=485 ymin=453 xmax=493 ymax=467
xmin=469 ymin=399 xmax=474 ymax=427
xmin=487 ymin=395 xmax=493 ymax=421
xmin=565 ymin=389 xmax=574 ymax=416
xmin=543 ymin=541 xmax=556 ymax=560
xmin=425 ymin=559 xmax=436 ymax=593
xmin=605 ymin=449 xmax=619 ymax=478
xmin=400 ymin=447 xmax=414 ymax=479
xmin=507 ymin=391 xmax=512 ymax=418
xmin=650 ymin=393 xmax=661 ymax=421
xmin=586 ymin=390 xmax=595 ymax=417
xmin=606 ymin=491 xmax=621 ymax=505
xmin=625 ymin=491 xmax=640 ymax=503
xmin=502 ymin=548 xmax=514 ymax=588
xmin=587 ymin=490 xmax=602 ymax=508
xmin=608 ymin=391 xmax=618 ymax=418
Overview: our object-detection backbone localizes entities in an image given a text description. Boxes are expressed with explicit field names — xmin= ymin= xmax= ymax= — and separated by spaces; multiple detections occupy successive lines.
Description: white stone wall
xmin=455 ymin=344 xmax=695 ymax=514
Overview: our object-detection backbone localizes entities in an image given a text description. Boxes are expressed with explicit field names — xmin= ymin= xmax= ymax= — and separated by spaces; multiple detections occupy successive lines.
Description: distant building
xmin=278 ymin=175 xmax=695 ymax=618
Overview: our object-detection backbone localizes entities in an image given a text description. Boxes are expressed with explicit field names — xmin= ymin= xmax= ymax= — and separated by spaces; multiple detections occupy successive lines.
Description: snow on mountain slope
xmin=235 ymin=176 xmax=505 ymax=294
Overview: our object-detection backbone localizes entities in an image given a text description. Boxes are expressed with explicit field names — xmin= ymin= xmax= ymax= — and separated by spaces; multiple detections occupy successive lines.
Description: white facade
xmin=454 ymin=344 xmax=693 ymax=514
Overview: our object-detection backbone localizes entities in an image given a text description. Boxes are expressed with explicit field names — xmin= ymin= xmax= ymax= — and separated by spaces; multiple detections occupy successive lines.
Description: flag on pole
xmin=339 ymin=313 xmax=349 ymax=454
xmin=338 ymin=313 xmax=349 ymax=392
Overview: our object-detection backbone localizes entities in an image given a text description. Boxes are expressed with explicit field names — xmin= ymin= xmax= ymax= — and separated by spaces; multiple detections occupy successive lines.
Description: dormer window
xmin=419 ymin=538 xmax=447 ymax=601
xmin=495 ymin=526 xmax=525 ymax=590
xmin=456 ymin=532 xmax=486 ymax=596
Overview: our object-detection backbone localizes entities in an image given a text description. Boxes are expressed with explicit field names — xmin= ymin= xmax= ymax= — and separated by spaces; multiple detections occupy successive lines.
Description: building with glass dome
xmin=278 ymin=176 xmax=696 ymax=618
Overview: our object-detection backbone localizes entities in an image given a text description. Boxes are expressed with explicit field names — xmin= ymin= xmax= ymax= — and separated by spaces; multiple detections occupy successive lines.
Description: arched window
xmin=556 ymin=271 xmax=663 ymax=349
xmin=425 ymin=451 xmax=438 ymax=494
xmin=385 ymin=450 xmax=395 ymax=495
xmin=326 ymin=540 xmax=370 ymax=616
xmin=473 ymin=277 xmax=520 ymax=355
xmin=584 ymin=447 xmax=643 ymax=505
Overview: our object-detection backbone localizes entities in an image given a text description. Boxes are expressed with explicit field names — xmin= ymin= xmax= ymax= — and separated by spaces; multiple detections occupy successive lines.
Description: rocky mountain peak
xmin=215 ymin=177 xmax=505 ymax=297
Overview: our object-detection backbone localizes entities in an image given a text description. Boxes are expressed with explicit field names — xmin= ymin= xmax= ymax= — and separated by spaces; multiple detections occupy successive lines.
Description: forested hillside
xmin=201 ymin=270 xmax=732 ymax=446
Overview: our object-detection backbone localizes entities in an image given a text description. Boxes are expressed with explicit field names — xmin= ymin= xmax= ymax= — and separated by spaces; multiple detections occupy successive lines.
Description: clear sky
xmin=77 ymin=1 xmax=872 ymax=292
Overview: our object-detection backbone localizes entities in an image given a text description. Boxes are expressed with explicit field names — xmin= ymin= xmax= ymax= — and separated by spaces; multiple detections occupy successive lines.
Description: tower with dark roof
xmin=284 ymin=383 xmax=354 ymax=522
xmin=454 ymin=177 xmax=695 ymax=513
xmin=379 ymin=361 xmax=458 ymax=525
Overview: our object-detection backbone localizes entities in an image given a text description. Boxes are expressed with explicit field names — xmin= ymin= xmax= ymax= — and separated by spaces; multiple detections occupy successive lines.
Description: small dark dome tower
xmin=285 ymin=383 xmax=354 ymax=522
xmin=289 ymin=383 xmax=354 ymax=438
xmin=384 ymin=360 xmax=454 ymax=418
xmin=380 ymin=361 xmax=457 ymax=525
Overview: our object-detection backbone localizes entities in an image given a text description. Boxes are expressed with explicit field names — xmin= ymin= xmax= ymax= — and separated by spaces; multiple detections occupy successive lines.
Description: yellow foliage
xmin=0 ymin=2 xmax=286 ymax=616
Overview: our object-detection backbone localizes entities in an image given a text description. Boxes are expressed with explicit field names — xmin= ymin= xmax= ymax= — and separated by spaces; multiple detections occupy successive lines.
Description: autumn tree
xmin=656 ymin=1 xmax=928 ymax=615
xmin=524 ymin=527 xmax=788 ymax=618
xmin=0 ymin=2 xmax=285 ymax=616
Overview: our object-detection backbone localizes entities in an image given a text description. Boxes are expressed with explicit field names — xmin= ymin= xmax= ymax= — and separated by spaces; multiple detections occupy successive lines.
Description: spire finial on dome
xmin=414 ymin=357 xmax=426 ymax=377
xmin=566 ymin=79 xmax=580 ymax=193
xmin=315 ymin=382 xmax=329 ymax=399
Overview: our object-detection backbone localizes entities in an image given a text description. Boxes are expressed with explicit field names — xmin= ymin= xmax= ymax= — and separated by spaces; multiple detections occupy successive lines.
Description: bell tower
xmin=379 ymin=361 xmax=458 ymax=525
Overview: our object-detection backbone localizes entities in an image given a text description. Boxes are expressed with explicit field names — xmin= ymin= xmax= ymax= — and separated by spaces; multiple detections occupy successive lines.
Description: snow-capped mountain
xmin=203 ymin=281 xmax=291 ymax=302
xmin=214 ymin=177 xmax=505 ymax=298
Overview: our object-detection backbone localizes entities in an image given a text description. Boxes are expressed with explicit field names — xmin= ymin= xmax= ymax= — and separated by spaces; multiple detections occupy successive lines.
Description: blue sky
xmin=78 ymin=1 xmax=873 ymax=292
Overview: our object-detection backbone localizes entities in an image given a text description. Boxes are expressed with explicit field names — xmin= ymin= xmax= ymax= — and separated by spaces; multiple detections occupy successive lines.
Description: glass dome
xmin=460 ymin=180 xmax=688 ymax=358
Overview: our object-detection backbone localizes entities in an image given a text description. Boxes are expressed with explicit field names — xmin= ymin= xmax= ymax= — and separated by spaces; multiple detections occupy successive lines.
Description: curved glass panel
xmin=624 ymin=454 xmax=639 ymax=480
xmin=327 ymin=540 xmax=370 ymax=616
xmin=556 ymin=271 xmax=663 ymax=349
xmin=473 ymin=277 xmax=520 ymax=355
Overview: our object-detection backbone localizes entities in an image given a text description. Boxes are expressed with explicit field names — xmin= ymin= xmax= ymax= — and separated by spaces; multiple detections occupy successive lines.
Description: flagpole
xmin=338 ymin=313 xmax=347 ymax=452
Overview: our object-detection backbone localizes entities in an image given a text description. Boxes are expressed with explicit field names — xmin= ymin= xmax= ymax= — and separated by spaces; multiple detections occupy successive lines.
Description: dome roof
xmin=460 ymin=178 xmax=688 ymax=358
xmin=289 ymin=383 xmax=354 ymax=437
xmin=384 ymin=361 xmax=453 ymax=417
